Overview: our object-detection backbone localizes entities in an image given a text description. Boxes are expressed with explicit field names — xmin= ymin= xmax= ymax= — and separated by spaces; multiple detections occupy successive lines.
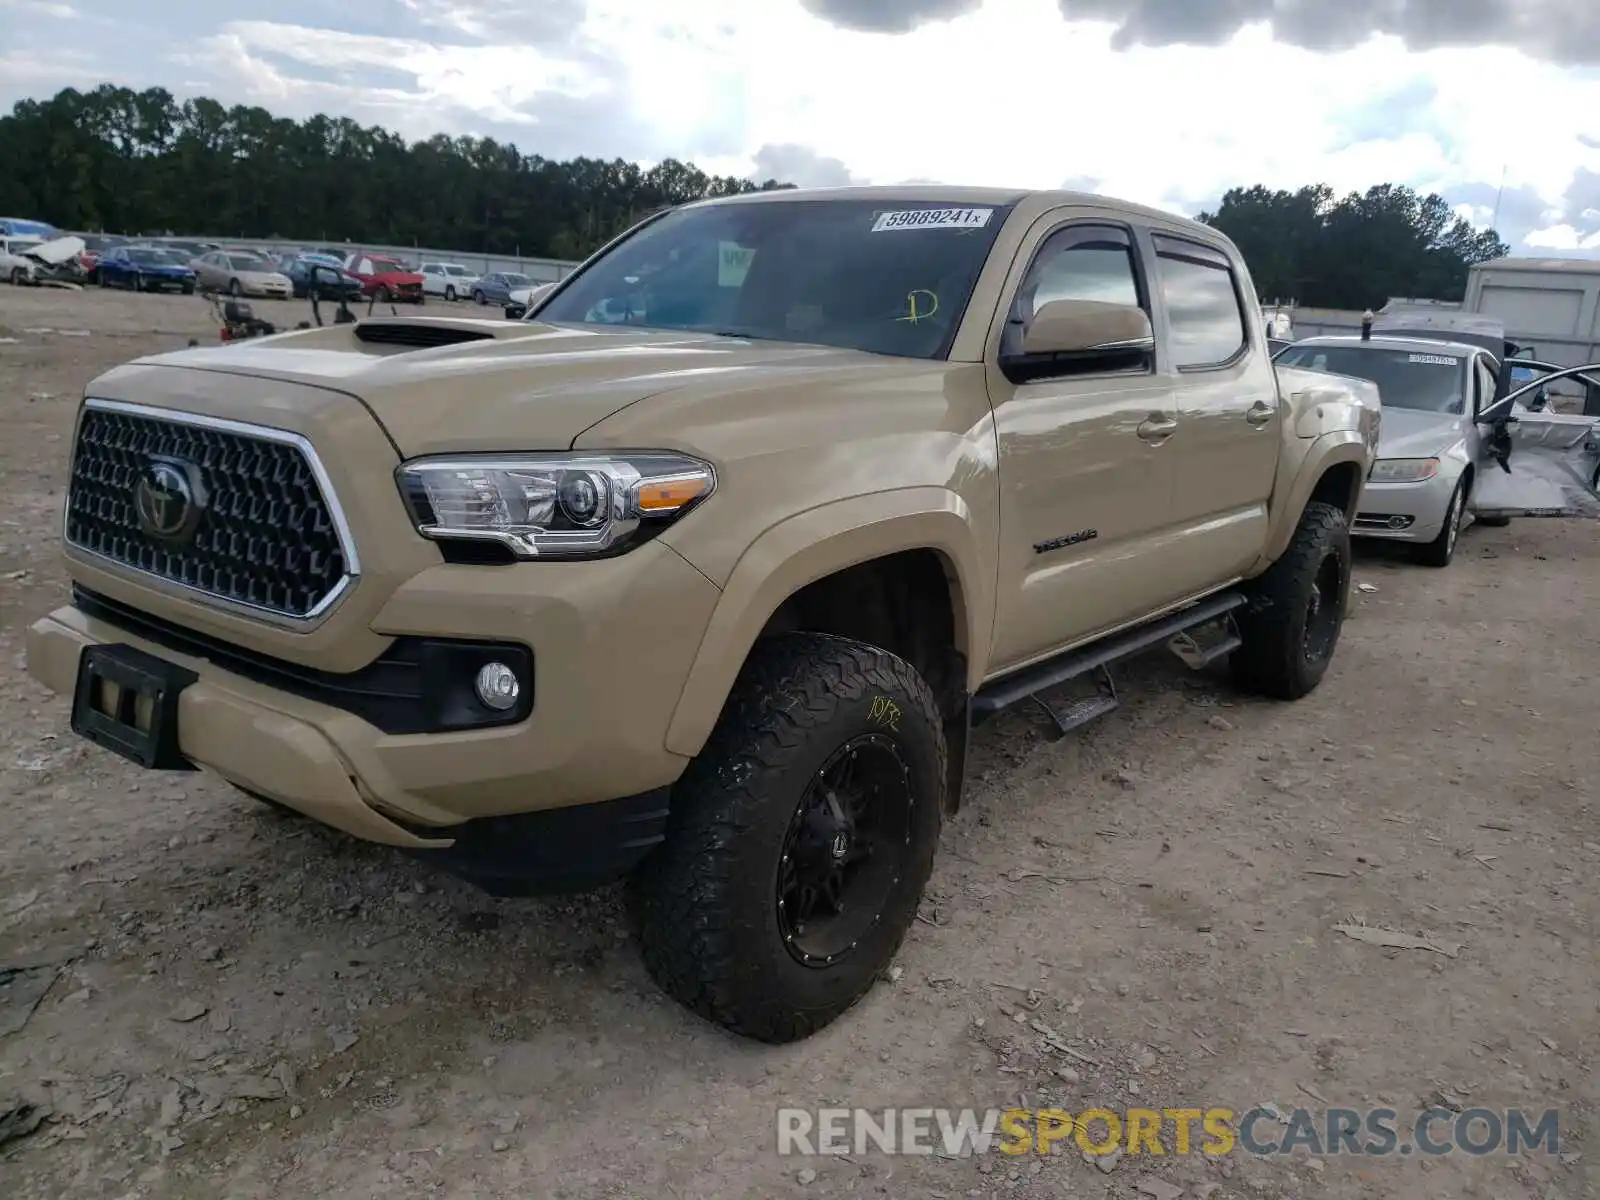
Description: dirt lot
xmin=0 ymin=285 xmax=1595 ymax=1200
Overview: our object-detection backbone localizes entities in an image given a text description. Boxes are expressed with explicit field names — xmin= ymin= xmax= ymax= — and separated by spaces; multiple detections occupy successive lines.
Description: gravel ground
xmin=0 ymin=285 xmax=1595 ymax=1200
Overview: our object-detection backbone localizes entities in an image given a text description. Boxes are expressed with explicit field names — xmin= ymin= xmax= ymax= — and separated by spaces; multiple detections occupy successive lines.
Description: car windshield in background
xmin=537 ymin=198 xmax=1012 ymax=359
xmin=446 ymin=265 xmax=472 ymax=276
xmin=125 ymin=249 xmax=167 ymax=265
xmin=1274 ymin=344 xmax=1470 ymax=414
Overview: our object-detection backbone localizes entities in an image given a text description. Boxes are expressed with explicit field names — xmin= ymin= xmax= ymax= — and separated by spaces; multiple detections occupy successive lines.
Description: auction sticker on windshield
xmin=871 ymin=208 xmax=993 ymax=232
xmin=1408 ymin=354 xmax=1459 ymax=366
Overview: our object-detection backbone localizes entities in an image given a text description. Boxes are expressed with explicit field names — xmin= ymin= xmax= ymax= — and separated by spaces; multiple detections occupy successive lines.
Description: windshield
xmin=126 ymin=248 xmax=168 ymax=265
xmin=537 ymin=198 xmax=1012 ymax=358
xmin=445 ymin=265 xmax=471 ymax=276
xmin=502 ymin=273 xmax=530 ymax=286
xmin=156 ymin=250 xmax=192 ymax=265
xmin=1274 ymin=344 xmax=1470 ymax=414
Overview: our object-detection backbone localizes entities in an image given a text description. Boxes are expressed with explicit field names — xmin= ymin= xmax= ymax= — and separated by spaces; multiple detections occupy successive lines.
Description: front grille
xmin=65 ymin=402 xmax=353 ymax=620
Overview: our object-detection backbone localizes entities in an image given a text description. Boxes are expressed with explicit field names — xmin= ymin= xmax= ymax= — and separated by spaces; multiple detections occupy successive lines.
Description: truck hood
xmin=25 ymin=235 xmax=85 ymax=266
xmin=123 ymin=318 xmax=912 ymax=456
xmin=1376 ymin=406 xmax=1466 ymax=459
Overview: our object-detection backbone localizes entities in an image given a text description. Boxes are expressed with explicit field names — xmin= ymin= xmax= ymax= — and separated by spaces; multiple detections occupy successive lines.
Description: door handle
xmin=1137 ymin=415 xmax=1178 ymax=441
xmin=1245 ymin=401 xmax=1275 ymax=426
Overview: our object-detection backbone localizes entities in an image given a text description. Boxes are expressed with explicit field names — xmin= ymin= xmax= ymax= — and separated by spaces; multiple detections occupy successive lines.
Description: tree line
xmin=1199 ymin=183 xmax=1509 ymax=311
xmin=0 ymin=85 xmax=794 ymax=261
xmin=1 ymin=85 xmax=1509 ymax=303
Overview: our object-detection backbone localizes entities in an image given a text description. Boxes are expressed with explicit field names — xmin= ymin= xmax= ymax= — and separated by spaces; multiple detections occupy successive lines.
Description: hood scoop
xmin=353 ymin=321 xmax=497 ymax=350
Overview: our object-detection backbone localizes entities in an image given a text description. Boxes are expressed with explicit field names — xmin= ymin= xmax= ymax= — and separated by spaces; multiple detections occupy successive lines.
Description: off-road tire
xmin=630 ymin=631 xmax=946 ymax=1043
xmin=1231 ymin=500 xmax=1351 ymax=701
xmin=1414 ymin=477 xmax=1466 ymax=567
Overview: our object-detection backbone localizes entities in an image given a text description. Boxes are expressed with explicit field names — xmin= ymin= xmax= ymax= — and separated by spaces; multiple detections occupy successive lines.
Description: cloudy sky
xmin=3 ymin=0 xmax=1600 ymax=253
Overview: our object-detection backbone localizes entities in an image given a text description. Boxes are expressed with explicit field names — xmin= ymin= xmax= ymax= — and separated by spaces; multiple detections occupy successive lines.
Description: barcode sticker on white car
xmin=871 ymin=207 xmax=993 ymax=232
xmin=1408 ymin=353 xmax=1459 ymax=366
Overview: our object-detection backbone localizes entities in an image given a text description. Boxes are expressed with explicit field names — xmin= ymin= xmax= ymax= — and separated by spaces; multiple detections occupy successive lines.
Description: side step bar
xmin=972 ymin=590 xmax=1248 ymax=725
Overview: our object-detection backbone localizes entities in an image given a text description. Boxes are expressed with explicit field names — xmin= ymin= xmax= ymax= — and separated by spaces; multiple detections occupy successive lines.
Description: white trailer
xmin=1463 ymin=257 xmax=1600 ymax=371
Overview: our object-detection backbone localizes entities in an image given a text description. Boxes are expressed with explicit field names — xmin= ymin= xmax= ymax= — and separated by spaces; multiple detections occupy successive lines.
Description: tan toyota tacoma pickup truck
xmin=27 ymin=186 xmax=1378 ymax=1043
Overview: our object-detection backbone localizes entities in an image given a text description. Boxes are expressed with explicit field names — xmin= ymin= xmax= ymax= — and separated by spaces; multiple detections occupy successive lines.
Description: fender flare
xmin=1250 ymin=433 xmax=1370 ymax=572
xmin=663 ymin=487 xmax=992 ymax=758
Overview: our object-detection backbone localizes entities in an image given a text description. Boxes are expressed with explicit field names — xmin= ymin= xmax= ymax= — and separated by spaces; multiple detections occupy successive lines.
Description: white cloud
xmin=0 ymin=0 xmax=79 ymax=16
xmin=1524 ymin=224 xmax=1600 ymax=251
xmin=5 ymin=0 xmax=1600 ymax=252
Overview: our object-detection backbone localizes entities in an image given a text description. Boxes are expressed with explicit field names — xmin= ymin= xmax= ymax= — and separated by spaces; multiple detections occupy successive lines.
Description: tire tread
xmin=1233 ymin=500 xmax=1350 ymax=700
xmin=631 ymin=631 xmax=944 ymax=1043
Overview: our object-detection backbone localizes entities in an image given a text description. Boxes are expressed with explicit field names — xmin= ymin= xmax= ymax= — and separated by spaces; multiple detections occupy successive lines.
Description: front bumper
xmin=1352 ymin=471 xmax=1457 ymax=543
xmin=27 ymin=539 xmax=722 ymax=885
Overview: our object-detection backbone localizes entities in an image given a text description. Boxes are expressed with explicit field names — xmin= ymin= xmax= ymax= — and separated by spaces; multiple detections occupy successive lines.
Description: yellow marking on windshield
xmin=896 ymin=289 xmax=939 ymax=324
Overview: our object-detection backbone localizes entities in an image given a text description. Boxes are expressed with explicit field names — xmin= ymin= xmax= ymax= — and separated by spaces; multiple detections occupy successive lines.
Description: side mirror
xmin=1000 ymin=300 xmax=1154 ymax=381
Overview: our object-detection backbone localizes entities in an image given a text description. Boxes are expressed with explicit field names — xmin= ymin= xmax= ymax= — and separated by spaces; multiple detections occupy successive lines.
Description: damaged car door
xmin=1471 ymin=359 xmax=1600 ymax=519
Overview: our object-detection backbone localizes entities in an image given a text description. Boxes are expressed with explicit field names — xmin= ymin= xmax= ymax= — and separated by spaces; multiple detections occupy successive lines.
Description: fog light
xmin=1388 ymin=515 xmax=1409 ymax=529
xmin=474 ymin=661 xmax=521 ymax=711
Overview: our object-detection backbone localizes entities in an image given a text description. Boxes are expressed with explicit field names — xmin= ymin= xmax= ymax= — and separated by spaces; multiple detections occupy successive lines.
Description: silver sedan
xmin=1276 ymin=335 xmax=1510 ymax=567
xmin=1277 ymin=336 xmax=1600 ymax=566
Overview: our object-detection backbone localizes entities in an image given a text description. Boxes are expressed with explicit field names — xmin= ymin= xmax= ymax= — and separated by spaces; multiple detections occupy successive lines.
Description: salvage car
xmin=471 ymin=271 xmax=531 ymax=306
xmin=191 ymin=250 xmax=293 ymax=299
xmin=27 ymin=185 xmax=1381 ymax=1043
xmin=0 ymin=234 xmax=46 ymax=284
xmin=1277 ymin=334 xmax=1600 ymax=565
xmin=97 ymin=245 xmax=196 ymax=293
xmin=503 ymin=279 xmax=556 ymax=319
xmin=344 ymin=253 xmax=425 ymax=304
xmin=278 ymin=254 xmax=364 ymax=301
xmin=2 ymin=235 xmax=87 ymax=287
xmin=418 ymin=261 xmax=481 ymax=301
xmin=75 ymin=234 xmax=131 ymax=283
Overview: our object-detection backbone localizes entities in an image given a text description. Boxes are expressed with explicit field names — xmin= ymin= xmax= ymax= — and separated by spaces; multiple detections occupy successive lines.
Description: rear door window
xmin=1152 ymin=235 xmax=1249 ymax=370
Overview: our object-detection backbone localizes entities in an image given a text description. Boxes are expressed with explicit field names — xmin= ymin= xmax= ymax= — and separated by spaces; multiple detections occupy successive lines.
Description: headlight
xmin=398 ymin=452 xmax=716 ymax=560
xmin=1368 ymin=457 xmax=1439 ymax=483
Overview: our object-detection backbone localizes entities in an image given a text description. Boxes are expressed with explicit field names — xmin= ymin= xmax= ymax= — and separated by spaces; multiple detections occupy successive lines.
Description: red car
xmin=344 ymin=252 xmax=425 ymax=304
xmin=76 ymin=234 xmax=131 ymax=282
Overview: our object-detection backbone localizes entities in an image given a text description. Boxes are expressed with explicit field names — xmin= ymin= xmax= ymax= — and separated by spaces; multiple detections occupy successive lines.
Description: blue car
xmin=471 ymin=271 xmax=532 ymax=306
xmin=0 ymin=217 xmax=57 ymax=238
xmin=98 ymin=246 xmax=196 ymax=293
